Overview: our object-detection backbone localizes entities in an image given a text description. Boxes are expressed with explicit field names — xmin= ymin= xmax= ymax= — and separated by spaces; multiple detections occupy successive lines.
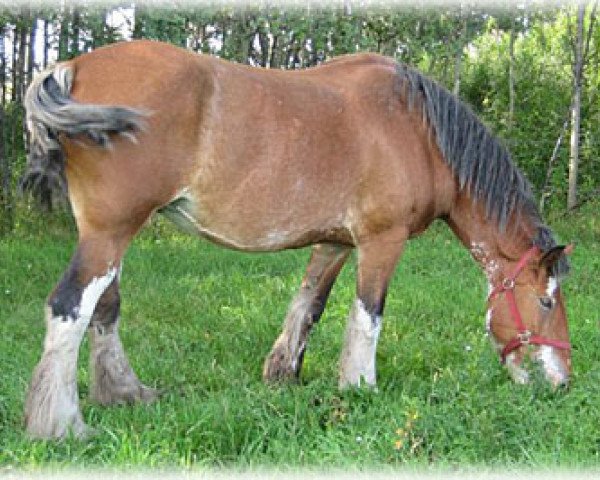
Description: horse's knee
xmin=48 ymin=248 xmax=118 ymax=323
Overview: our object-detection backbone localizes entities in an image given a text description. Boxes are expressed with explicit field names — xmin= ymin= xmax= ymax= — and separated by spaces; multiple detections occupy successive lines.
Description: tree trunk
xmin=43 ymin=19 xmax=49 ymax=69
xmin=133 ymin=4 xmax=146 ymax=39
xmin=27 ymin=15 xmax=36 ymax=87
xmin=11 ymin=26 xmax=18 ymax=103
xmin=71 ymin=8 xmax=80 ymax=56
xmin=453 ymin=44 xmax=462 ymax=96
xmin=568 ymin=4 xmax=585 ymax=210
xmin=453 ymin=7 xmax=466 ymax=96
xmin=16 ymin=19 xmax=28 ymax=103
xmin=91 ymin=9 xmax=108 ymax=50
xmin=540 ymin=107 xmax=571 ymax=213
xmin=343 ymin=0 xmax=352 ymax=16
xmin=259 ymin=20 xmax=270 ymax=67
xmin=508 ymin=14 xmax=517 ymax=130
xmin=0 ymin=26 xmax=6 ymax=106
xmin=58 ymin=8 xmax=70 ymax=60
xmin=269 ymin=34 xmax=279 ymax=68
xmin=0 ymin=105 xmax=10 ymax=233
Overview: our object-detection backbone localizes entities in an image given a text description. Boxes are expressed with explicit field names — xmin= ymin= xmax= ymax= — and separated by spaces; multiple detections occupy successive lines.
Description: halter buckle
xmin=501 ymin=277 xmax=515 ymax=291
xmin=517 ymin=330 xmax=532 ymax=345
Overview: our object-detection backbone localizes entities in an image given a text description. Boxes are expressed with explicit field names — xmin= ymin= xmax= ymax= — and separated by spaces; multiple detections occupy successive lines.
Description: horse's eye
xmin=539 ymin=296 xmax=554 ymax=310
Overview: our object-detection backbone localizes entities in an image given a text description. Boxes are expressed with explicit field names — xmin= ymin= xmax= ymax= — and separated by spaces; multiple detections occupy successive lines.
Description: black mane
xmin=395 ymin=64 xmax=568 ymax=277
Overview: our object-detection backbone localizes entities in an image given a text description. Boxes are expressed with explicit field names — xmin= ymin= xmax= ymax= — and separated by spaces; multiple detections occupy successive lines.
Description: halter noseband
xmin=487 ymin=246 xmax=571 ymax=364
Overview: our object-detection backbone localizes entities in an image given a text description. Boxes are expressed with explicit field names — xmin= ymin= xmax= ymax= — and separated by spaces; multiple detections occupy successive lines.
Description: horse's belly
xmin=157 ymin=190 xmax=352 ymax=251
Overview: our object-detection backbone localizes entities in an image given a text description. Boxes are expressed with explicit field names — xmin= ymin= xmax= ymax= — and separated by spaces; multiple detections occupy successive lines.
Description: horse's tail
xmin=20 ymin=63 xmax=147 ymax=209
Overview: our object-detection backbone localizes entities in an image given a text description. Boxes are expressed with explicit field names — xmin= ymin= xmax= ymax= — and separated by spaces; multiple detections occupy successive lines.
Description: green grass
xmin=1 ymin=202 xmax=599 ymax=470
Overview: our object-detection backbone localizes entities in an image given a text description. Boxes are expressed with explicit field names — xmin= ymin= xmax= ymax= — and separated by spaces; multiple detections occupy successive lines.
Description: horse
xmin=22 ymin=39 xmax=572 ymax=440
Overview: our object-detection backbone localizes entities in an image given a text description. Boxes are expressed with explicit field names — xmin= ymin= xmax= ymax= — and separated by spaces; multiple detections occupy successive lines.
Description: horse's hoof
xmin=138 ymin=385 xmax=161 ymax=403
xmin=25 ymin=414 xmax=95 ymax=441
xmin=72 ymin=422 xmax=99 ymax=441
xmin=338 ymin=375 xmax=378 ymax=392
xmin=91 ymin=378 xmax=161 ymax=406
xmin=262 ymin=349 xmax=300 ymax=383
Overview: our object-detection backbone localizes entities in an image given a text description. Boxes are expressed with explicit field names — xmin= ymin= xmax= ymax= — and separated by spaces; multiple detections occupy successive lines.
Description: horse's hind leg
xmin=24 ymin=235 xmax=126 ymax=439
xmin=88 ymin=276 xmax=158 ymax=406
xmin=339 ymin=227 xmax=407 ymax=388
xmin=263 ymin=244 xmax=351 ymax=382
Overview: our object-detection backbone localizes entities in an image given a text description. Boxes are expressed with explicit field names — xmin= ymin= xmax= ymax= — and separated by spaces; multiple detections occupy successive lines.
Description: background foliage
xmin=0 ymin=1 xmax=598 ymax=235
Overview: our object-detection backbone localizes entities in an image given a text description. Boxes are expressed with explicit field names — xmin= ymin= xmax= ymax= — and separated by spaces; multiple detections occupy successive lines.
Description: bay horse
xmin=23 ymin=39 xmax=572 ymax=439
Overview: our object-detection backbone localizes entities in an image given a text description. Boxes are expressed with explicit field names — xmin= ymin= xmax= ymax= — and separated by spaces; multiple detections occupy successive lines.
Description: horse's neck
xmin=445 ymin=195 xmax=535 ymax=285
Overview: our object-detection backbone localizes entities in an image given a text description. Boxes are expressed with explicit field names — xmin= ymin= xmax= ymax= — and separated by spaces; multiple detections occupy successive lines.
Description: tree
xmin=568 ymin=1 xmax=597 ymax=210
xmin=0 ymin=103 xmax=9 ymax=233
xmin=0 ymin=2 xmax=598 ymax=232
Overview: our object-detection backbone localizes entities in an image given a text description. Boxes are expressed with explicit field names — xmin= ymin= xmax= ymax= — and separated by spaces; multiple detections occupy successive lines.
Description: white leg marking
xmin=79 ymin=268 xmax=118 ymax=319
xmin=339 ymin=300 xmax=381 ymax=388
xmin=26 ymin=267 xmax=117 ymax=439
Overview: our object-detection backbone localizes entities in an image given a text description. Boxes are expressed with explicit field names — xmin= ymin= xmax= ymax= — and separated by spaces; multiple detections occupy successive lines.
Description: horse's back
xmin=67 ymin=40 xmax=396 ymax=104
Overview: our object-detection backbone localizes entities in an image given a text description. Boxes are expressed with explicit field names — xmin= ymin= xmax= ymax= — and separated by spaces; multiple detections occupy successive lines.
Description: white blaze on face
xmin=546 ymin=276 xmax=558 ymax=297
xmin=535 ymin=345 xmax=568 ymax=386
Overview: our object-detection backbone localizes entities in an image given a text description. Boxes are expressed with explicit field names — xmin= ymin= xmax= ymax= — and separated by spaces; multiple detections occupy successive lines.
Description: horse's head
xmin=486 ymin=244 xmax=573 ymax=387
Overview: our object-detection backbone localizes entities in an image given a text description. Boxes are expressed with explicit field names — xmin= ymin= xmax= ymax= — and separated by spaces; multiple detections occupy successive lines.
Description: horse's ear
xmin=539 ymin=244 xmax=574 ymax=271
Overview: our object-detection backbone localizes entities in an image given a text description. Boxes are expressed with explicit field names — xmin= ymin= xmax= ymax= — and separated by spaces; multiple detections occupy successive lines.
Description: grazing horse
xmin=23 ymin=39 xmax=572 ymax=439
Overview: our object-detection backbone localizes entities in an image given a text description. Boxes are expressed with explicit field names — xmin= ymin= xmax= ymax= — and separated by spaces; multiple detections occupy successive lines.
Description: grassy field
xmin=1 ymin=203 xmax=599 ymax=471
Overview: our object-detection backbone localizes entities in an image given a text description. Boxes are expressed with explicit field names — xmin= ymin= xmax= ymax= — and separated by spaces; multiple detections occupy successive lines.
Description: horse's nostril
xmin=554 ymin=377 xmax=570 ymax=390
xmin=546 ymin=371 xmax=570 ymax=390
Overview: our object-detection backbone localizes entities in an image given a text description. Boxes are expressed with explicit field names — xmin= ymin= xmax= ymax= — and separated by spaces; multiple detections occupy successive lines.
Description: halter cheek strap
xmin=487 ymin=246 xmax=571 ymax=364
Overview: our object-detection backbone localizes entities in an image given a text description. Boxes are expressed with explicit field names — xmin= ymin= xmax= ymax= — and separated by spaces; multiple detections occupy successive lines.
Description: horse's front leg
xmin=24 ymin=237 xmax=121 ymax=439
xmin=263 ymin=243 xmax=351 ymax=382
xmin=88 ymin=276 xmax=158 ymax=406
xmin=339 ymin=227 xmax=407 ymax=388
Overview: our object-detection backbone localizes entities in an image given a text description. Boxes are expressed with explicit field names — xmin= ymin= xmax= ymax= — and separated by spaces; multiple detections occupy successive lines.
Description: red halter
xmin=487 ymin=246 xmax=571 ymax=364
